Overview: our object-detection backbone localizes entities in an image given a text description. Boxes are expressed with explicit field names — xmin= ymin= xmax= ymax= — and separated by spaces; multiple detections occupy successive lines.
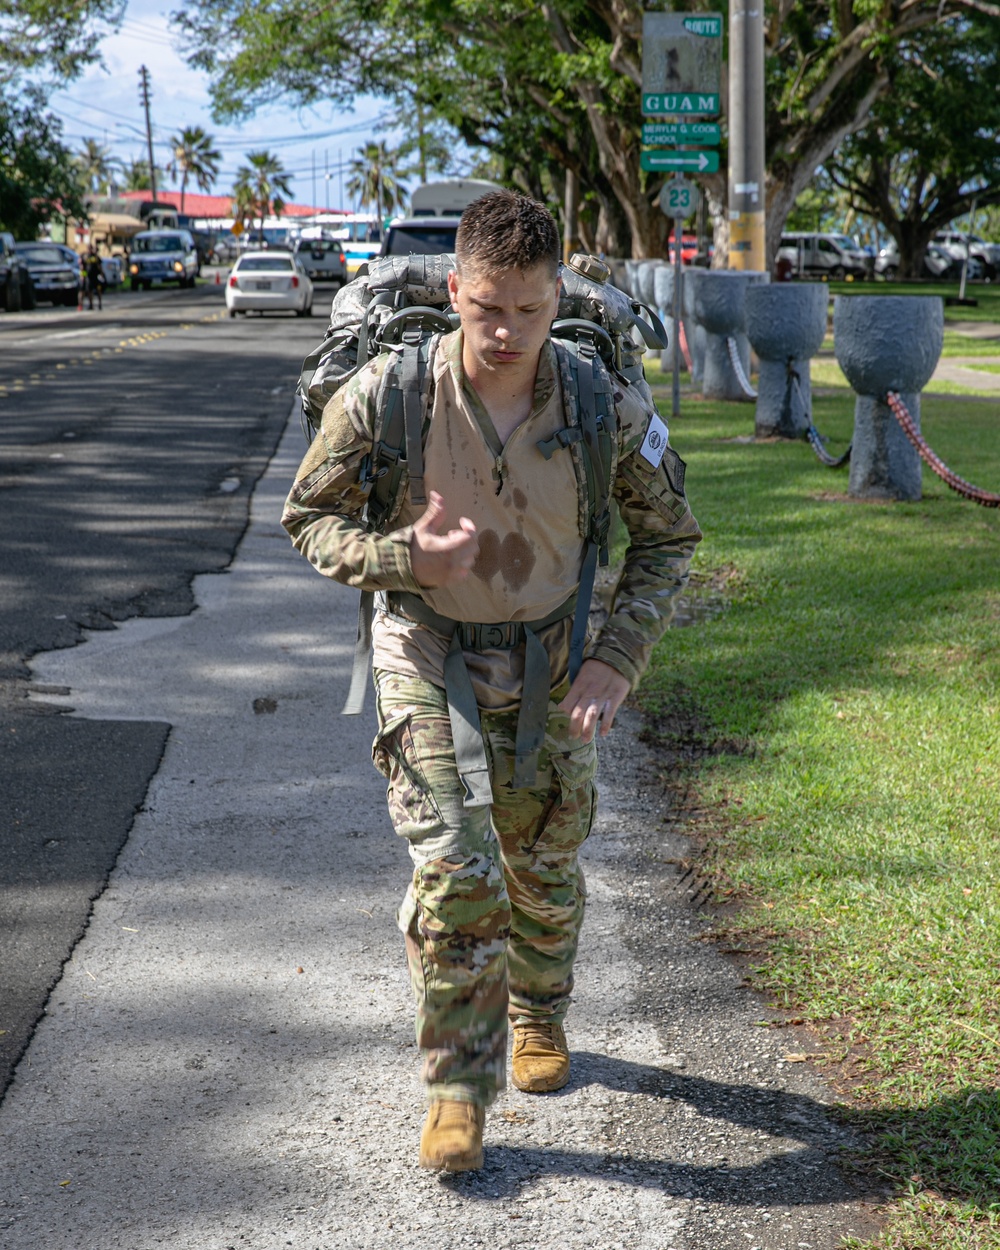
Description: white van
xmin=777 ymin=232 xmax=870 ymax=280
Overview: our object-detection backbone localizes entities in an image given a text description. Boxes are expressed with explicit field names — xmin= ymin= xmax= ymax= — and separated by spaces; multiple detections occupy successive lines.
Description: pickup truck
xmin=128 ymin=229 xmax=199 ymax=290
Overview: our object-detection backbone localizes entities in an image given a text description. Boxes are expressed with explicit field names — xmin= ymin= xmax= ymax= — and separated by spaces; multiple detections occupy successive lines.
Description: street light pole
xmin=727 ymin=0 xmax=765 ymax=271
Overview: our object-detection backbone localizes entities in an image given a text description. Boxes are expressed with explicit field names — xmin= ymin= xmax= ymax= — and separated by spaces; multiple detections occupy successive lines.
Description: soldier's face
xmin=448 ymin=263 xmax=560 ymax=382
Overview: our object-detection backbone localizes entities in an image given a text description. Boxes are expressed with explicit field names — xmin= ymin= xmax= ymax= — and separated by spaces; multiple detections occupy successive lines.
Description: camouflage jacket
xmin=282 ymin=330 xmax=701 ymax=692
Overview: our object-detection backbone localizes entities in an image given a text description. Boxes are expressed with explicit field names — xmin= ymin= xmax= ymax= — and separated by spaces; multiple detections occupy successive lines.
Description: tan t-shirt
xmin=371 ymin=331 xmax=582 ymax=709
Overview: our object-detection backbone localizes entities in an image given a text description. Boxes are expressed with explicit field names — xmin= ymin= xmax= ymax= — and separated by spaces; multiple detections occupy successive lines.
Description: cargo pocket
xmin=371 ymin=713 xmax=444 ymax=839
xmin=537 ymin=737 xmax=598 ymax=855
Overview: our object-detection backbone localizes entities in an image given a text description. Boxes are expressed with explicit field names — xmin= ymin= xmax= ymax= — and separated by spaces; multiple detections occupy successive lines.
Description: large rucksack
xmin=295 ymin=252 xmax=666 ymax=726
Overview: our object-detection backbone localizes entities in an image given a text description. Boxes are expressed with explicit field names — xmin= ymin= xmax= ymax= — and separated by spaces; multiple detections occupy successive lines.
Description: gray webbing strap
xmin=443 ymin=631 xmax=494 ymax=808
xmin=384 ymin=590 xmax=579 ymax=798
xmin=343 ymin=589 xmax=375 ymax=715
xmin=569 ymin=542 xmax=598 ymax=683
xmin=513 ymin=626 xmax=550 ymax=789
xmin=402 ymin=337 xmax=426 ymax=506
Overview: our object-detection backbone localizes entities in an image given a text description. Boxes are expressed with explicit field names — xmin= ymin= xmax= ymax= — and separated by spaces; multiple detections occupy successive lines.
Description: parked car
xmin=933 ymin=231 xmax=998 ymax=281
xmin=876 ymin=241 xmax=985 ymax=282
xmin=13 ymin=241 xmax=77 ymax=305
xmin=127 ymin=229 xmax=199 ymax=290
xmin=101 ymin=255 xmax=124 ymax=288
xmin=225 ymin=250 xmax=314 ymax=317
xmin=776 ymin=231 xmax=870 ymax=280
xmin=210 ymin=234 xmax=241 ymax=264
xmin=1 ymin=231 xmax=34 ymax=311
xmin=380 ymin=216 xmax=460 ymax=257
xmin=293 ymin=236 xmax=347 ymax=285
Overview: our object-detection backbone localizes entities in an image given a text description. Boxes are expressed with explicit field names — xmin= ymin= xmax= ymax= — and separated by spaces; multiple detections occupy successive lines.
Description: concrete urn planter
xmin=834 ymin=295 xmax=943 ymax=501
xmin=653 ymin=263 xmax=686 ymax=373
xmin=685 ymin=269 xmax=770 ymax=400
xmin=744 ymin=284 xmax=829 ymax=438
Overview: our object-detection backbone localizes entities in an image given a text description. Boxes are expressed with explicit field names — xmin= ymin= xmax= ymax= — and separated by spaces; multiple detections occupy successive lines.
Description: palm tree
xmin=232 ymin=150 xmax=294 ymax=237
xmin=167 ymin=126 xmax=221 ymax=214
xmin=121 ymin=157 xmax=153 ymax=192
xmin=346 ymin=141 xmax=407 ymax=225
xmin=77 ymin=138 xmax=114 ymax=196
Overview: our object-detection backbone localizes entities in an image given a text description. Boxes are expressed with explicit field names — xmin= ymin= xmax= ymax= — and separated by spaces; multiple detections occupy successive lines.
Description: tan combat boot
xmin=418 ymin=1099 xmax=485 ymax=1171
xmin=511 ymin=1021 xmax=570 ymax=1092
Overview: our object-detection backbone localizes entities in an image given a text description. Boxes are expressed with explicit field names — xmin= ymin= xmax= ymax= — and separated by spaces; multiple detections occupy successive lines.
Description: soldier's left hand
xmin=559 ymin=659 xmax=630 ymax=742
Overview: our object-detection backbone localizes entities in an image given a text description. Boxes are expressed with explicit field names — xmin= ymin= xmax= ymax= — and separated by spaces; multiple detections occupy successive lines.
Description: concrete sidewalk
xmin=0 ymin=406 xmax=879 ymax=1249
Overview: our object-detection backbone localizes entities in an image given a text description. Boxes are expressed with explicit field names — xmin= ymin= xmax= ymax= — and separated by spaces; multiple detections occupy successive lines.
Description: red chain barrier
xmin=677 ymin=320 xmax=694 ymax=373
xmin=886 ymin=392 xmax=1000 ymax=508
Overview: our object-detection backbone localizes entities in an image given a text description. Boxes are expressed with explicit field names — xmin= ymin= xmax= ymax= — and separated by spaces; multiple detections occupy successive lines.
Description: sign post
xmin=642 ymin=12 xmax=722 ymax=418
xmin=659 ymin=178 xmax=701 ymax=421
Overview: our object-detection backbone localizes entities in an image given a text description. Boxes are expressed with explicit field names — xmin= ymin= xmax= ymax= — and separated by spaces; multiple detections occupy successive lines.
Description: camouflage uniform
xmin=283 ymin=329 xmax=700 ymax=1107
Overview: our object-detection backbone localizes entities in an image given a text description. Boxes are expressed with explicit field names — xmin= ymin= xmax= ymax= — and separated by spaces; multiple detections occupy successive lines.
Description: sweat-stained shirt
xmin=282 ymin=329 xmax=701 ymax=711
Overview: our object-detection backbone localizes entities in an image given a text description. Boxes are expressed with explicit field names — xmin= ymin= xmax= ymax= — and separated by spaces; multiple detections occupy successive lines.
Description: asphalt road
xmin=0 ymin=280 xmax=329 ymax=1093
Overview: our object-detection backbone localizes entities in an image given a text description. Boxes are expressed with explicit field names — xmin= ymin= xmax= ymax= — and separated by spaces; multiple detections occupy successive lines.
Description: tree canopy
xmin=0 ymin=89 xmax=87 ymax=236
xmin=0 ymin=0 xmax=124 ymax=87
xmin=826 ymin=13 xmax=1000 ymax=276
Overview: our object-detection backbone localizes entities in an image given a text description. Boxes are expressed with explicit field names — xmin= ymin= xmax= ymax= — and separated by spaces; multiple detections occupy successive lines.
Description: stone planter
xmin=686 ymin=269 xmax=769 ymax=400
xmin=834 ymin=295 xmax=943 ymax=501
xmin=744 ymin=284 xmax=829 ymax=437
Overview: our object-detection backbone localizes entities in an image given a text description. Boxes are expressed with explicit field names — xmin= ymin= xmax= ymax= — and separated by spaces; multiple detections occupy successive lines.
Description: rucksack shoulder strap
xmin=343 ymin=333 xmax=440 ymax=715
xmin=548 ymin=333 xmax=618 ymax=681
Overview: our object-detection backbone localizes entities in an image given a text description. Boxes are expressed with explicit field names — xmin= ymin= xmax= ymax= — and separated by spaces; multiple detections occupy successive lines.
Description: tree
xmin=173 ymin=0 xmax=1000 ymax=260
xmin=0 ymin=0 xmax=123 ymax=87
xmin=166 ymin=125 xmax=221 ymax=213
xmin=121 ymin=157 xmax=153 ymax=192
xmin=76 ymin=137 xmax=115 ymax=196
xmin=0 ymin=88 xmax=88 ymax=236
xmin=826 ymin=15 xmax=1000 ymax=278
xmin=232 ymin=150 xmax=293 ymax=235
xmin=345 ymin=140 xmax=406 ymax=221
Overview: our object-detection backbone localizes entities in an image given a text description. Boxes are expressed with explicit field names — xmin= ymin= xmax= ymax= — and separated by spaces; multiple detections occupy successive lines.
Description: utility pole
xmin=138 ymin=65 xmax=158 ymax=204
xmin=727 ymin=0 xmax=765 ymax=270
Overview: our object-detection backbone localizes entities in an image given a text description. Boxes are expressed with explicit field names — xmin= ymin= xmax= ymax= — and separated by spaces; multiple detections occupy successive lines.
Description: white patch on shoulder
xmin=638 ymin=413 xmax=669 ymax=469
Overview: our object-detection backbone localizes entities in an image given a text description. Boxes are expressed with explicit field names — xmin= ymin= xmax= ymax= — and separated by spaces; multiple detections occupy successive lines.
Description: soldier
xmin=282 ymin=190 xmax=700 ymax=1172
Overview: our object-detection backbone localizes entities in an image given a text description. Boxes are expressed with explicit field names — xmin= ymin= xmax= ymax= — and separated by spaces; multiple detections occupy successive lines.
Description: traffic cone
xmin=215 ymin=270 xmax=221 ymax=285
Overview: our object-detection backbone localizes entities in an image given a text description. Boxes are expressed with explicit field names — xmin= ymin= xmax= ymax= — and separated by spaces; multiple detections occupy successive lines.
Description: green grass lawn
xmin=638 ymin=383 xmax=1000 ymax=1248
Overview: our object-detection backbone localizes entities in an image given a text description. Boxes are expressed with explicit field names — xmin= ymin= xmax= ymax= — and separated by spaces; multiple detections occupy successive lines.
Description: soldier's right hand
xmin=411 ymin=491 xmax=479 ymax=588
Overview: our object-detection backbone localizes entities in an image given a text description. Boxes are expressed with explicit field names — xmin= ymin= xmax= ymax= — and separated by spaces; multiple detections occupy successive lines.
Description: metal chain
xmin=792 ymin=368 xmax=852 ymax=468
xmin=725 ymin=335 xmax=757 ymax=399
xmin=886 ymin=392 xmax=1000 ymax=508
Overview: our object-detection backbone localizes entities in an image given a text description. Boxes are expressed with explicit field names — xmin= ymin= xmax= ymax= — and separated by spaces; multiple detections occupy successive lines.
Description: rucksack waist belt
xmin=378 ymin=590 xmax=579 ymax=806
xmin=382 ymin=591 xmax=577 ymax=646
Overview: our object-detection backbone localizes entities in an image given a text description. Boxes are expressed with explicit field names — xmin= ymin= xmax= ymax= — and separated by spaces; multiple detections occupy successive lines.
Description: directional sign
xmin=643 ymin=121 xmax=721 ymax=146
xmin=641 ymin=150 xmax=720 ymax=174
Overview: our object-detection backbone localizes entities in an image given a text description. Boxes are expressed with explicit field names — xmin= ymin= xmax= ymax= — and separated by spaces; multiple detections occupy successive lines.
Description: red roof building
xmin=118 ymin=189 xmax=342 ymax=220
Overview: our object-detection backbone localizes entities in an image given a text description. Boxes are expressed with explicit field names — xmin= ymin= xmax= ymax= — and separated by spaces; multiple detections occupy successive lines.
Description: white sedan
xmin=225 ymin=250 xmax=314 ymax=317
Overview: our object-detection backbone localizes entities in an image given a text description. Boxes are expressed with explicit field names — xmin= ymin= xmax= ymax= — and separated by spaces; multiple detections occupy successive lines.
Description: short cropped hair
xmin=455 ymin=190 xmax=560 ymax=279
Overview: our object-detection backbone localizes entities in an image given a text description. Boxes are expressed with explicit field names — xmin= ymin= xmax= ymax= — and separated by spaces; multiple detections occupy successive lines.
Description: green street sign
xmin=641 ymin=149 xmax=720 ymax=174
xmin=642 ymin=121 xmax=721 ymax=145
xmin=642 ymin=92 xmax=720 ymax=116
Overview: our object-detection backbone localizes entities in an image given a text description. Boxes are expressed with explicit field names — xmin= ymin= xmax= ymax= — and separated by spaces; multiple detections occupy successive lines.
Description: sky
xmin=44 ymin=0 xmax=395 ymax=211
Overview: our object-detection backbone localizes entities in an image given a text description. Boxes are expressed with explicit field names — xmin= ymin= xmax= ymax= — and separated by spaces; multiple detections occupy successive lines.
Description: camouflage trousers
xmin=372 ymin=669 xmax=598 ymax=1108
